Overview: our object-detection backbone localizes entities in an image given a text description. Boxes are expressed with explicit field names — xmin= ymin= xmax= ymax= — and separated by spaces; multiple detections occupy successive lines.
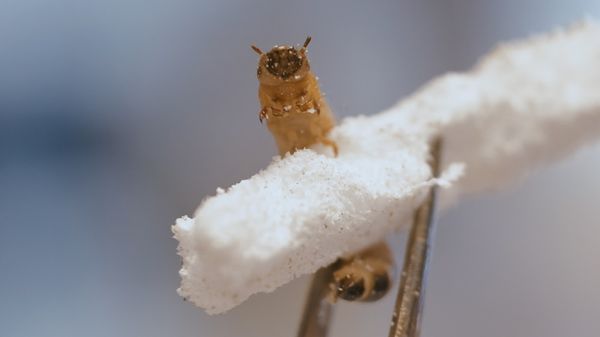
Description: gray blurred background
xmin=1 ymin=1 xmax=600 ymax=336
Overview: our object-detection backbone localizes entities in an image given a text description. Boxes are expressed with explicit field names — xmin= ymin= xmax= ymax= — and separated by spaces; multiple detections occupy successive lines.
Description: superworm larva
xmin=252 ymin=37 xmax=338 ymax=156
xmin=252 ymin=37 xmax=393 ymax=302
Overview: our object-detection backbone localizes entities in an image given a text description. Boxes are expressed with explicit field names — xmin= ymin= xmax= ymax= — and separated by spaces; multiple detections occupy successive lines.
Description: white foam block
xmin=173 ymin=20 xmax=600 ymax=314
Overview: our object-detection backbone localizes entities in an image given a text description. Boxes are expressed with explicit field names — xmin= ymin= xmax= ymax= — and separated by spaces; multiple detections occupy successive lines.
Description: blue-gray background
xmin=1 ymin=1 xmax=600 ymax=336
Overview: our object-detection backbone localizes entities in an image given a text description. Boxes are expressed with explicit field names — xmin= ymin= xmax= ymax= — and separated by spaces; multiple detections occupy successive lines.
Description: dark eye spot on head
xmin=257 ymin=66 xmax=262 ymax=77
xmin=337 ymin=275 xmax=365 ymax=301
xmin=265 ymin=47 xmax=302 ymax=79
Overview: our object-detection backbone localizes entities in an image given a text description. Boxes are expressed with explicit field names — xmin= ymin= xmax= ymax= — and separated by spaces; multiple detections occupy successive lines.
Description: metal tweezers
xmin=296 ymin=137 xmax=443 ymax=337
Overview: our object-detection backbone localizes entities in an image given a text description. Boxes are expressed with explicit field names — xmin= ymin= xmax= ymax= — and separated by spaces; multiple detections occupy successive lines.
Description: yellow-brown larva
xmin=251 ymin=37 xmax=338 ymax=156
xmin=251 ymin=37 xmax=394 ymax=303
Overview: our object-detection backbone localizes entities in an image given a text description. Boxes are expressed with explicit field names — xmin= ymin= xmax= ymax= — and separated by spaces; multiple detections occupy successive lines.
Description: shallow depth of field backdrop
xmin=1 ymin=1 xmax=600 ymax=337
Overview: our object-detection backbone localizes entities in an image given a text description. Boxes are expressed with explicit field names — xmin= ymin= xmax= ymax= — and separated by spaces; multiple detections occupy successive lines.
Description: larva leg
xmin=271 ymin=107 xmax=284 ymax=117
xmin=320 ymin=137 xmax=338 ymax=156
xmin=310 ymin=100 xmax=321 ymax=115
xmin=329 ymin=241 xmax=394 ymax=302
xmin=258 ymin=108 xmax=268 ymax=123
xmin=301 ymin=99 xmax=320 ymax=115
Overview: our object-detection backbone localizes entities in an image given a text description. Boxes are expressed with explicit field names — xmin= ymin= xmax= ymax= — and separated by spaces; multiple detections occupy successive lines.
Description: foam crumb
xmin=173 ymin=20 xmax=600 ymax=314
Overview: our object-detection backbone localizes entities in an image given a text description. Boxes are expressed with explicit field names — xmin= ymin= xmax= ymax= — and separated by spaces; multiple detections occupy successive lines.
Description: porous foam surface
xmin=173 ymin=20 xmax=600 ymax=314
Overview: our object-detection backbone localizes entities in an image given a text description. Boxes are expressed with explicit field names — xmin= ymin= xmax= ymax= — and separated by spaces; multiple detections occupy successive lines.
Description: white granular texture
xmin=173 ymin=20 xmax=600 ymax=314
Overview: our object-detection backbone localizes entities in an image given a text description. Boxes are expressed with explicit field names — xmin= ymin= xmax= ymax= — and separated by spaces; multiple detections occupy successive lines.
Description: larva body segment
xmin=259 ymin=74 xmax=336 ymax=156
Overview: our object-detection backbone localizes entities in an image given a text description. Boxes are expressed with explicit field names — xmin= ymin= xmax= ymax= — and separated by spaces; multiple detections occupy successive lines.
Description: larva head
xmin=252 ymin=36 xmax=312 ymax=85
xmin=330 ymin=261 xmax=392 ymax=302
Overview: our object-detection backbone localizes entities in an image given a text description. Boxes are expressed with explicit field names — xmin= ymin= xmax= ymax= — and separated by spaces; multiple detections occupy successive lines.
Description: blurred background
xmin=1 ymin=0 xmax=600 ymax=336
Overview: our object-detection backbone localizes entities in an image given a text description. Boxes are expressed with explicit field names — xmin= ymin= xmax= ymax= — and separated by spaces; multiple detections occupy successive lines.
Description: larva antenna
xmin=302 ymin=36 xmax=312 ymax=50
xmin=251 ymin=45 xmax=263 ymax=55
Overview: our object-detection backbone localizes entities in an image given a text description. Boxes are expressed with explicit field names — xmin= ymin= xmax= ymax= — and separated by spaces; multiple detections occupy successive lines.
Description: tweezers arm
xmin=296 ymin=266 xmax=335 ymax=337
xmin=388 ymin=137 xmax=443 ymax=337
